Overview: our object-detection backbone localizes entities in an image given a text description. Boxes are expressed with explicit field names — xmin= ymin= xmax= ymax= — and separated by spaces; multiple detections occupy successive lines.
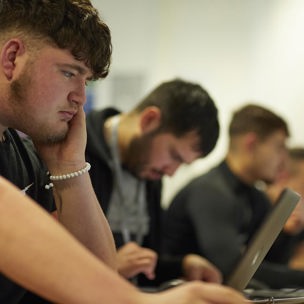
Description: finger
xmin=133 ymin=262 xmax=156 ymax=280
xmin=66 ymin=107 xmax=86 ymax=145
xmin=202 ymin=268 xmax=223 ymax=284
xmin=126 ymin=249 xmax=158 ymax=263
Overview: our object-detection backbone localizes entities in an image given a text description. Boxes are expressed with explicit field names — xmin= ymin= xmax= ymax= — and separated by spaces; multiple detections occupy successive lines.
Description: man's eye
xmin=63 ymin=71 xmax=75 ymax=78
xmin=171 ymin=150 xmax=183 ymax=163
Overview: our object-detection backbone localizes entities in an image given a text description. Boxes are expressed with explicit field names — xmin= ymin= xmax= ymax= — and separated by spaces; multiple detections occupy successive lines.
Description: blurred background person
xmin=163 ymin=104 xmax=304 ymax=289
xmin=85 ymin=78 xmax=222 ymax=288
xmin=265 ymin=147 xmax=304 ymax=270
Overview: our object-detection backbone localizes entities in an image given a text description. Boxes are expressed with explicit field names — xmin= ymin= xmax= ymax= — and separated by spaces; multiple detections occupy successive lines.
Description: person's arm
xmin=0 ymin=176 xmax=248 ymax=304
xmin=0 ymin=176 xmax=126 ymax=303
xmin=34 ymin=107 xmax=116 ymax=269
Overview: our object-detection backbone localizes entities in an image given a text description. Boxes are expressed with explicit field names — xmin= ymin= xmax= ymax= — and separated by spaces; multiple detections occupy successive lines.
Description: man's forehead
xmin=47 ymin=46 xmax=93 ymax=78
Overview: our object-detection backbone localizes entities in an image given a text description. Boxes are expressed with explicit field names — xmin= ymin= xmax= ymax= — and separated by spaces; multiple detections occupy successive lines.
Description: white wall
xmin=91 ymin=0 xmax=304 ymax=207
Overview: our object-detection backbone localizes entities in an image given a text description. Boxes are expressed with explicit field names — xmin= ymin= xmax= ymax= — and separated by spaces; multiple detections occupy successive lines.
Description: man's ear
xmin=1 ymin=39 xmax=25 ymax=80
xmin=140 ymin=106 xmax=161 ymax=134
xmin=244 ymin=132 xmax=258 ymax=152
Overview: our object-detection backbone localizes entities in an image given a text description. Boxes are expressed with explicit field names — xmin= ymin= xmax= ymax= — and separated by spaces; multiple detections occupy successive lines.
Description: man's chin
xmin=33 ymin=129 xmax=67 ymax=144
xmin=140 ymin=171 xmax=164 ymax=181
xmin=129 ymin=165 xmax=163 ymax=180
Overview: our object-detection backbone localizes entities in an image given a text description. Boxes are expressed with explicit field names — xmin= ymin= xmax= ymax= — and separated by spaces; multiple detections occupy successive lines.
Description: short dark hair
xmin=0 ymin=0 xmax=112 ymax=80
xmin=133 ymin=78 xmax=220 ymax=157
xmin=289 ymin=147 xmax=304 ymax=161
xmin=229 ymin=104 xmax=289 ymax=139
xmin=287 ymin=147 xmax=304 ymax=176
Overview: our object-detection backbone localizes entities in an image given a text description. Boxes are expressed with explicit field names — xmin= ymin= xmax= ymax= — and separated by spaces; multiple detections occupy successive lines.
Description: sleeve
xmin=185 ymin=184 xmax=244 ymax=278
xmin=163 ymin=180 xmax=245 ymax=279
xmin=22 ymin=136 xmax=55 ymax=213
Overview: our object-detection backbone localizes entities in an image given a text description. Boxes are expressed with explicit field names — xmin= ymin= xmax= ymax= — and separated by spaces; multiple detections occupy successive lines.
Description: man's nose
xmin=69 ymin=83 xmax=86 ymax=106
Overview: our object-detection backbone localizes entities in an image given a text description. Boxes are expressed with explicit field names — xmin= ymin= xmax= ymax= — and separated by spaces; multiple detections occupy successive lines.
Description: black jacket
xmin=0 ymin=129 xmax=53 ymax=304
xmin=163 ymin=161 xmax=304 ymax=288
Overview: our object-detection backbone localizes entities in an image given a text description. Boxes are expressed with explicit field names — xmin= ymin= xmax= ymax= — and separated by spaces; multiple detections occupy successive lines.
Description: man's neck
xmin=226 ymin=153 xmax=256 ymax=185
xmin=104 ymin=114 xmax=126 ymax=162
xmin=104 ymin=113 xmax=140 ymax=164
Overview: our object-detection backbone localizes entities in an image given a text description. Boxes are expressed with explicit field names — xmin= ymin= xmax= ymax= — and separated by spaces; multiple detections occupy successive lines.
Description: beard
xmin=123 ymin=131 xmax=156 ymax=179
xmin=8 ymin=66 xmax=67 ymax=144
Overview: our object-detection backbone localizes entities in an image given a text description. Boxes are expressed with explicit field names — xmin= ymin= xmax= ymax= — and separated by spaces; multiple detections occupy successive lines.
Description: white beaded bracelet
xmin=50 ymin=162 xmax=91 ymax=181
xmin=45 ymin=162 xmax=91 ymax=189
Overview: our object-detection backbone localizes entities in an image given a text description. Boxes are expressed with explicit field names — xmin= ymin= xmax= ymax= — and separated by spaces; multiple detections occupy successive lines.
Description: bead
xmin=48 ymin=162 xmax=91 ymax=183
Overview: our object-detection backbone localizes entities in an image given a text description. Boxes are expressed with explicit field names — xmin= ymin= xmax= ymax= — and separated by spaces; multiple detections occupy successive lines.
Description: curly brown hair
xmin=0 ymin=0 xmax=112 ymax=80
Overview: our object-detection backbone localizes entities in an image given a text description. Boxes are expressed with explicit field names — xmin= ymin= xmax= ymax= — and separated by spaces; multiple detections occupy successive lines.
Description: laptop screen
xmin=225 ymin=188 xmax=301 ymax=291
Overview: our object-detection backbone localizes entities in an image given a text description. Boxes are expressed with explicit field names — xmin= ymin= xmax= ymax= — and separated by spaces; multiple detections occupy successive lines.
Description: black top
xmin=0 ymin=129 xmax=54 ymax=304
xmin=85 ymin=108 xmax=184 ymax=286
xmin=163 ymin=161 xmax=270 ymax=276
xmin=163 ymin=161 xmax=304 ymax=288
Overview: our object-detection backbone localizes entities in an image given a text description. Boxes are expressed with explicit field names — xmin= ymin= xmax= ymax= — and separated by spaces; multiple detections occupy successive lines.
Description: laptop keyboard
xmin=244 ymin=288 xmax=304 ymax=303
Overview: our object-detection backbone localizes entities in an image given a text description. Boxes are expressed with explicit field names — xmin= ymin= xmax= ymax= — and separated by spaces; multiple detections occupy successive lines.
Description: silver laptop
xmin=158 ymin=188 xmax=302 ymax=302
xmin=244 ymin=289 xmax=304 ymax=303
xmin=225 ymin=188 xmax=304 ymax=303
xmin=225 ymin=188 xmax=301 ymax=291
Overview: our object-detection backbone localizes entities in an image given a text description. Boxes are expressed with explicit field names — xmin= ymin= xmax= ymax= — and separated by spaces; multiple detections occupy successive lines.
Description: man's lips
xmin=59 ymin=110 xmax=76 ymax=121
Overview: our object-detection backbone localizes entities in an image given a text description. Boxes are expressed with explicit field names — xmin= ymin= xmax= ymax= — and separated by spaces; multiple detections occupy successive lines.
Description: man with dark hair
xmin=0 ymin=0 xmax=117 ymax=302
xmin=265 ymin=147 xmax=304 ymax=268
xmin=0 ymin=1 xmax=247 ymax=304
xmin=163 ymin=104 xmax=304 ymax=288
xmin=86 ymin=78 xmax=222 ymax=286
